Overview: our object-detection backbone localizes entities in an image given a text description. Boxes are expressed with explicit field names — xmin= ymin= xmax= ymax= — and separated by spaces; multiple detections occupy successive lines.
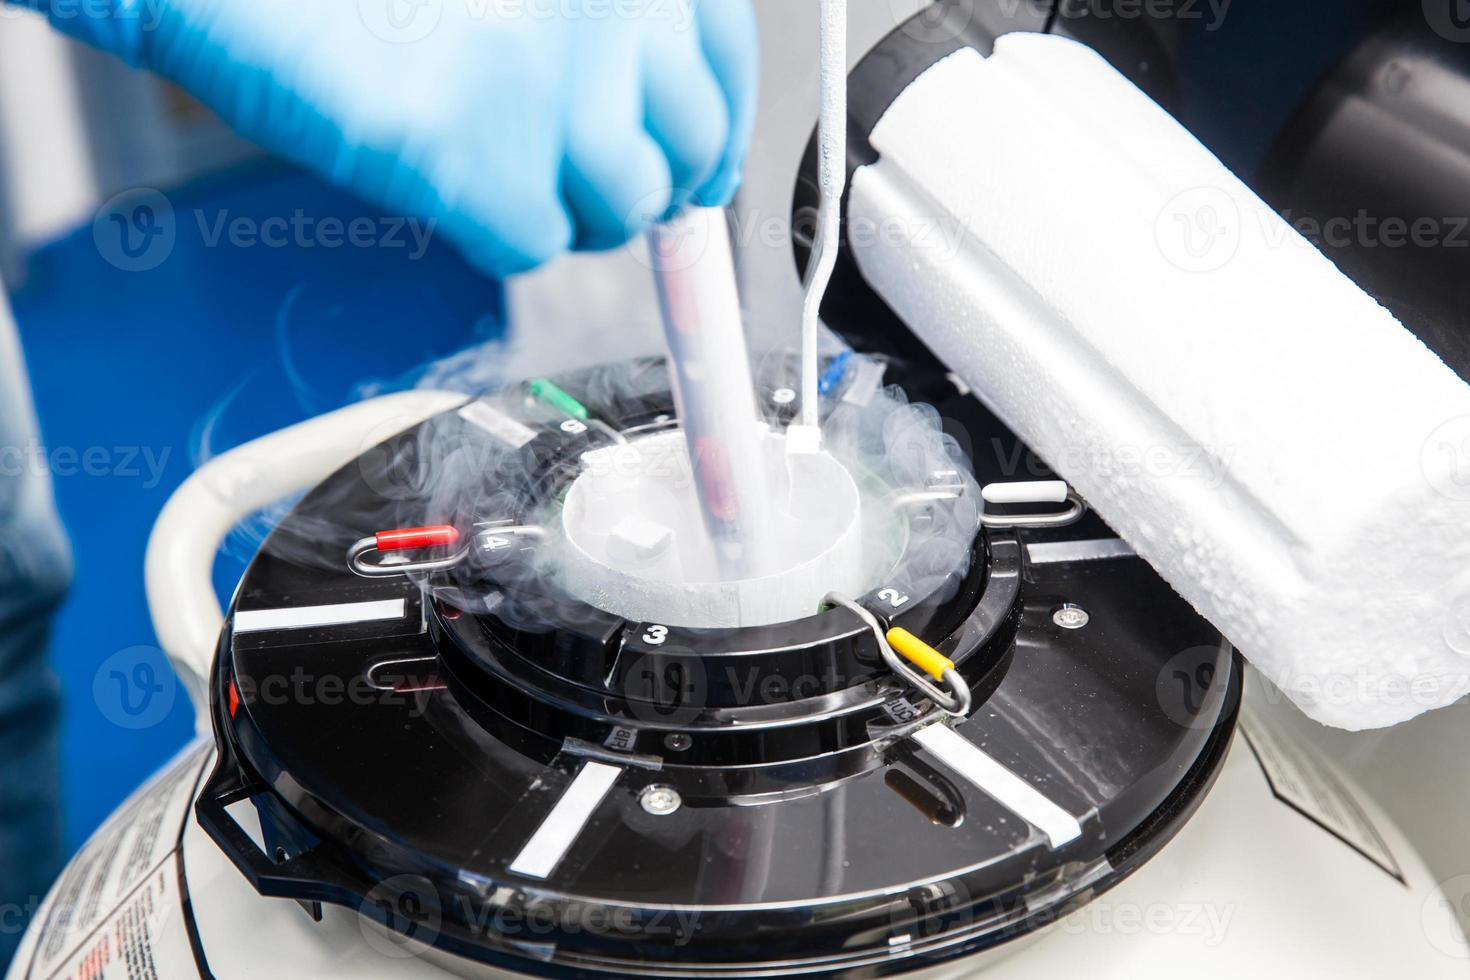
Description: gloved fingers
xmin=563 ymin=132 xmax=674 ymax=252
xmin=435 ymin=140 xmax=577 ymax=277
xmin=562 ymin=28 xmax=675 ymax=251
xmin=692 ymin=0 xmax=760 ymax=207
xmin=446 ymin=194 xmax=577 ymax=279
xmin=642 ymin=25 xmax=731 ymax=216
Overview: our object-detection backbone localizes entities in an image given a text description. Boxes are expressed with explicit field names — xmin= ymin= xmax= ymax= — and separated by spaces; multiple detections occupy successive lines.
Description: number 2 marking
xmin=878 ymin=588 xmax=910 ymax=608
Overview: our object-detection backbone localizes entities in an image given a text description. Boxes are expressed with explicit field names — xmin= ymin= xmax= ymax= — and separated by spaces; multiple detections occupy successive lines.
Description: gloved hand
xmin=23 ymin=0 xmax=758 ymax=277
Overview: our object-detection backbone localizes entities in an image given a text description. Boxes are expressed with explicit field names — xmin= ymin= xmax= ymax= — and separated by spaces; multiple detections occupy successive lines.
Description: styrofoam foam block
xmin=849 ymin=34 xmax=1470 ymax=730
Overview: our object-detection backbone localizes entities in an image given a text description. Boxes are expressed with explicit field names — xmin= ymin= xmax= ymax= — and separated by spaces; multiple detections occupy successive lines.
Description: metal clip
xmin=979 ymin=481 xmax=1086 ymax=529
xmin=617 ymin=415 xmax=678 ymax=440
xmin=890 ymin=469 xmax=971 ymax=511
xmin=348 ymin=532 xmax=470 ymax=578
xmin=824 ymin=593 xmax=972 ymax=718
xmin=348 ymin=522 xmax=547 ymax=578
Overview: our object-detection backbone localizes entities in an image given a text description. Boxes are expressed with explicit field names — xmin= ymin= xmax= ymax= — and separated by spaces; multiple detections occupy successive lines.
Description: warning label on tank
xmin=36 ymin=864 xmax=196 ymax=980
xmin=1239 ymin=712 xmax=1404 ymax=884
xmin=25 ymin=745 xmax=209 ymax=979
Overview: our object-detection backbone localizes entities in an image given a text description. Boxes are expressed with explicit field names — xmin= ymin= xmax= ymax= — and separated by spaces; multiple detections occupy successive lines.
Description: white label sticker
xmin=841 ymin=358 xmax=887 ymax=407
xmin=458 ymin=401 xmax=537 ymax=448
xmin=1239 ymin=712 xmax=1403 ymax=882
xmin=27 ymin=746 xmax=208 ymax=977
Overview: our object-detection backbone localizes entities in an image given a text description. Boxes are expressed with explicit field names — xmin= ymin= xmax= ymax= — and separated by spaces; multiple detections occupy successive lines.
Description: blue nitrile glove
xmin=20 ymin=0 xmax=758 ymax=276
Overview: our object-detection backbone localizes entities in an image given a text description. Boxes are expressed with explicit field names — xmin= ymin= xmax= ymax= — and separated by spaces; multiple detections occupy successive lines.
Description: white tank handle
xmin=144 ymin=390 xmax=467 ymax=730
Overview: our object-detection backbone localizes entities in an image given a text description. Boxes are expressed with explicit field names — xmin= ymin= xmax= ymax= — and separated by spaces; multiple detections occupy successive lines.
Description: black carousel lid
xmin=195 ymin=358 xmax=1238 ymax=977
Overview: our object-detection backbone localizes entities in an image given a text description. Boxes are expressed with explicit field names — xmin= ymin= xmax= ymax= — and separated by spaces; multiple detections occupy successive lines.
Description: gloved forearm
xmin=12 ymin=0 xmax=759 ymax=278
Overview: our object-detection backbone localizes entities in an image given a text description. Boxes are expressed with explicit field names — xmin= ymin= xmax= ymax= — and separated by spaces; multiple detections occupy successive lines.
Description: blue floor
xmin=11 ymin=163 xmax=504 ymax=854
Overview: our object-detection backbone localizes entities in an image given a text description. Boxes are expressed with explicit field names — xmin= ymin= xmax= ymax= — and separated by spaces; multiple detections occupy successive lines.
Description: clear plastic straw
xmin=648 ymin=207 xmax=775 ymax=579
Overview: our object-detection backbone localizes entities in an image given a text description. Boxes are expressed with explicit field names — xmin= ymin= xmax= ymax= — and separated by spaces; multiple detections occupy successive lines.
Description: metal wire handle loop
xmin=979 ymin=488 xmax=1087 ymax=529
xmin=347 ymin=537 xmax=471 ymax=578
xmin=824 ymin=593 xmax=972 ymax=718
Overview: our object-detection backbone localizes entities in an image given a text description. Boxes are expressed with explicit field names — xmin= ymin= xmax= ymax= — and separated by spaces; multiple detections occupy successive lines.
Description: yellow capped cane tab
xmin=886 ymin=627 xmax=954 ymax=682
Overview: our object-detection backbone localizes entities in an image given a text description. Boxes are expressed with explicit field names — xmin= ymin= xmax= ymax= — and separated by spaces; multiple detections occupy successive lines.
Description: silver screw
xmin=663 ymin=733 xmax=691 ymax=752
xmin=772 ymin=387 xmax=797 ymax=406
xmin=640 ymin=785 xmax=682 ymax=815
xmin=1053 ymin=604 xmax=1090 ymax=630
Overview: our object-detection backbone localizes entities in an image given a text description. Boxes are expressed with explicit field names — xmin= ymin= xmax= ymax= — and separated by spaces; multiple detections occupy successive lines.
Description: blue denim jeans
xmin=0 ymin=296 xmax=69 ymax=968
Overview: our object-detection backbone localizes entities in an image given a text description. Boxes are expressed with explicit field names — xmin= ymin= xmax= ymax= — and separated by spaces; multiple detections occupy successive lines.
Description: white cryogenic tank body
xmin=846 ymin=33 xmax=1470 ymax=732
xmin=8 ymin=392 xmax=1464 ymax=978
xmin=8 ymin=685 xmax=1465 ymax=979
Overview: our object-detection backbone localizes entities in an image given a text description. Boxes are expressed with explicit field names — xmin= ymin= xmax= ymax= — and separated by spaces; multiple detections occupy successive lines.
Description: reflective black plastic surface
xmin=197 ymin=358 xmax=1238 ymax=977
